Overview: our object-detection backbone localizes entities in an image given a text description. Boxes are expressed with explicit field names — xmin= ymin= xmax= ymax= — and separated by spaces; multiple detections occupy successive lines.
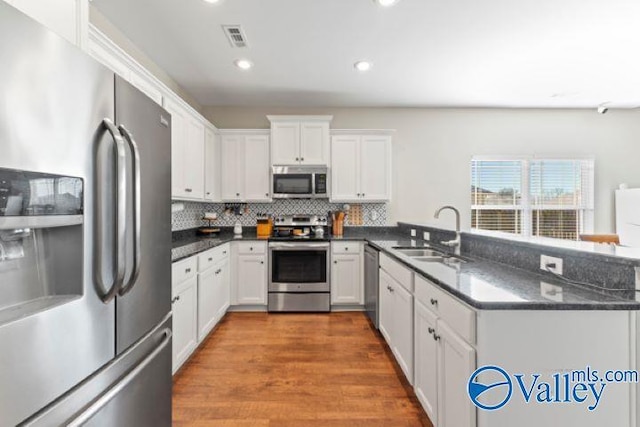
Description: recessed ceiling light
xmin=374 ymin=0 xmax=399 ymax=7
xmin=234 ymin=59 xmax=253 ymax=70
xmin=354 ymin=61 xmax=372 ymax=72
xmin=203 ymin=0 xmax=221 ymax=3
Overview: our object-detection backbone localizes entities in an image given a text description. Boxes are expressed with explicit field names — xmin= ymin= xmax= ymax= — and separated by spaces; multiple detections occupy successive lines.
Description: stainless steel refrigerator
xmin=0 ymin=3 xmax=172 ymax=425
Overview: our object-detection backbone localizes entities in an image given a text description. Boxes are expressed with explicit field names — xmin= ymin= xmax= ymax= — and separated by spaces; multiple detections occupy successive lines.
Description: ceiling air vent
xmin=222 ymin=25 xmax=248 ymax=48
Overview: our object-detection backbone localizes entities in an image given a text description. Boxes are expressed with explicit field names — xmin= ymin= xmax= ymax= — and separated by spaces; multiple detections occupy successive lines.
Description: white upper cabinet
xmin=331 ymin=131 xmax=392 ymax=202
xmin=268 ymin=116 xmax=332 ymax=165
xmin=4 ymin=0 xmax=88 ymax=48
xmin=165 ymin=97 xmax=205 ymax=200
xmin=220 ymin=131 xmax=271 ymax=202
xmin=204 ymin=127 xmax=220 ymax=202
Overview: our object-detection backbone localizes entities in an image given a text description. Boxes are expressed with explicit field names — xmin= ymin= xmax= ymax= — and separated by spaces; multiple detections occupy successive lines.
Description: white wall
xmin=204 ymin=106 xmax=640 ymax=233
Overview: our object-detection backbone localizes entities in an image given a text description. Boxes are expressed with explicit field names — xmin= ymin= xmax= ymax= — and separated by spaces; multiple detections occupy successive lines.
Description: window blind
xmin=471 ymin=158 xmax=595 ymax=240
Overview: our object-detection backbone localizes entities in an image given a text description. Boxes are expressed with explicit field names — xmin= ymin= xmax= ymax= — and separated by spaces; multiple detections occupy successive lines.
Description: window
xmin=471 ymin=158 xmax=594 ymax=240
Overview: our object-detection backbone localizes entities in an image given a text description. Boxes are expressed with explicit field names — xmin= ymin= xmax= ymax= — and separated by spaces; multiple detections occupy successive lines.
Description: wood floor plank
xmin=173 ymin=312 xmax=433 ymax=427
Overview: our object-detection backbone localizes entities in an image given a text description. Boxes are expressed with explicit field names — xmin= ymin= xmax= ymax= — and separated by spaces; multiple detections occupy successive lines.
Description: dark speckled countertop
xmin=172 ymin=228 xmax=640 ymax=311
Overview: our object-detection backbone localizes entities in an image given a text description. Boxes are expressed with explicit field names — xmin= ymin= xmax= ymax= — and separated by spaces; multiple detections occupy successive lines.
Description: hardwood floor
xmin=173 ymin=312 xmax=433 ymax=427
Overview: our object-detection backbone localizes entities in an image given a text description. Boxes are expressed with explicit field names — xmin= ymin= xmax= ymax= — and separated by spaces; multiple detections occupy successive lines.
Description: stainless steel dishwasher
xmin=364 ymin=244 xmax=380 ymax=328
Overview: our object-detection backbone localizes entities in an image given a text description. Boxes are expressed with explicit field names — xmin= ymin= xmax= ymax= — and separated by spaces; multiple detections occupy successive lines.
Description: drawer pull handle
xmin=433 ymin=334 xmax=441 ymax=342
xmin=427 ymin=327 xmax=435 ymax=335
xmin=260 ymin=261 xmax=264 ymax=264
xmin=345 ymin=247 xmax=349 ymax=251
xmin=223 ymin=251 xmax=227 ymax=255
xmin=185 ymin=268 xmax=191 ymax=273
xmin=430 ymin=298 xmax=438 ymax=306
xmin=208 ymin=257 xmax=213 ymax=261
xmin=185 ymin=188 xmax=192 ymax=193
xmin=250 ymin=247 xmax=253 ymax=251
xmin=215 ymin=269 xmax=222 ymax=275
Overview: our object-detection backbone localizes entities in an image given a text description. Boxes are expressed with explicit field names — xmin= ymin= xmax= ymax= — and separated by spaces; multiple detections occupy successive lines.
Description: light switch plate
xmin=540 ymin=255 xmax=563 ymax=275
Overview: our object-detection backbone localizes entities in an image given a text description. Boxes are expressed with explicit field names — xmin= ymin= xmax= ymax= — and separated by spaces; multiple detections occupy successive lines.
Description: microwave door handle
xmin=117 ymin=125 xmax=141 ymax=296
xmin=98 ymin=118 xmax=128 ymax=303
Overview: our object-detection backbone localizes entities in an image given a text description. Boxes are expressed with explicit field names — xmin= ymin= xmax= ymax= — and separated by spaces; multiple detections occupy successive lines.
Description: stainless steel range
xmin=268 ymin=215 xmax=330 ymax=312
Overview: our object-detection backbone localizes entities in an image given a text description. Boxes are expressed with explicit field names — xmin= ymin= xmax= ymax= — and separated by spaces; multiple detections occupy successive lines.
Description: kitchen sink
xmin=392 ymin=248 xmax=445 ymax=257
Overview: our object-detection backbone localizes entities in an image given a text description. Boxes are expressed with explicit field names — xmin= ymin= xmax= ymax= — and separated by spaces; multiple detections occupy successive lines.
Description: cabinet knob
xmin=362 ymin=193 xmax=365 ymax=197
xmin=433 ymin=334 xmax=441 ymax=342
xmin=430 ymin=298 xmax=438 ymax=306
xmin=236 ymin=193 xmax=240 ymax=196
xmin=185 ymin=268 xmax=191 ymax=273
xmin=250 ymin=247 xmax=253 ymax=251
xmin=301 ymin=157 xmax=304 ymax=161
xmin=265 ymin=193 xmax=269 ymax=197
xmin=334 ymin=260 xmax=338 ymax=264
xmin=261 ymin=261 xmax=264 ymax=264
xmin=223 ymin=251 xmax=227 ymax=255
xmin=215 ymin=269 xmax=222 ymax=275
xmin=295 ymin=157 xmax=299 ymax=161
xmin=206 ymin=192 xmax=211 ymax=195
xmin=345 ymin=247 xmax=349 ymax=251
xmin=208 ymin=257 xmax=213 ymax=261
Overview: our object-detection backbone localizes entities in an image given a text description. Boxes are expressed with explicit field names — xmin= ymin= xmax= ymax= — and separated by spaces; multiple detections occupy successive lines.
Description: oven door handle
xmin=269 ymin=242 xmax=330 ymax=250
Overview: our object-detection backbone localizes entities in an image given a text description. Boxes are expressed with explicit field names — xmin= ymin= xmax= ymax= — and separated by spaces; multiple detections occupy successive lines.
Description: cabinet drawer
xmin=198 ymin=244 xmax=230 ymax=272
xmin=236 ymin=241 xmax=267 ymax=255
xmin=172 ymin=256 xmax=197 ymax=285
xmin=331 ymin=241 xmax=361 ymax=254
xmin=379 ymin=252 xmax=413 ymax=293
xmin=415 ymin=274 xmax=476 ymax=344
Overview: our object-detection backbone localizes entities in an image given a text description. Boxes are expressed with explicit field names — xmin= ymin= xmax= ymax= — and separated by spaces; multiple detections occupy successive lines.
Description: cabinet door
xmin=213 ymin=257 xmax=230 ymax=320
xmin=236 ymin=255 xmax=267 ymax=305
xmin=300 ymin=121 xmax=329 ymax=165
xmin=271 ymin=121 xmax=300 ymax=164
xmin=204 ymin=128 xmax=218 ymax=201
xmin=360 ymin=135 xmax=391 ymax=201
xmin=243 ymin=135 xmax=271 ymax=201
xmin=438 ymin=321 xmax=476 ymax=427
xmin=331 ymin=136 xmax=360 ymax=201
xmin=378 ymin=270 xmax=394 ymax=346
xmin=220 ymin=135 xmax=243 ymax=200
xmin=172 ymin=276 xmax=197 ymax=374
xmin=184 ymin=117 xmax=205 ymax=199
xmin=164 ymin=98 xmax=188 ymax=199
xmin=197 ymin=267 xmax=217 ymax=342
xmin=414 ymin=301 xmax=439 ymax=423
xmin=393 ymin=282 xmax=414 ymax=384
xmin=331 ymin=254 xmax=362 ymax=304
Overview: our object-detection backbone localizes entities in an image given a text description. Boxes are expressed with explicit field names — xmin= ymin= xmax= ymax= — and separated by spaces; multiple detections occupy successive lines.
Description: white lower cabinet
xmin=197 ymin=256 xmax=230 ymax=342
xmin=172 ymin=244 xmax=230 ymax=374
xmin=379 ymin=265 xmax=414 ymax=384
xmin=331 ymin=242 xmax=363 ymax=305
xmin=414 ymin=274 xmax=476 ymax=427
xmin=232 ymin=241 xmax=268 ymax=306
xmin=171 ymin=258 xmax=198 ymax=374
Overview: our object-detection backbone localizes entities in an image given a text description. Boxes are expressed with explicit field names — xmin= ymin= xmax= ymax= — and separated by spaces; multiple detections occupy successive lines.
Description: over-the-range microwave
xmin=272 ymin=165 xmax=329 ymax=199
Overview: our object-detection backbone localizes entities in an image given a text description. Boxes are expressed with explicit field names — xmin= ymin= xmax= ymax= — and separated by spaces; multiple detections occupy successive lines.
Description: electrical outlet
xmin=423 ymin=231 xmax=430 ymax=241
xmin=540 ymin=255 xmax=563 ymax=275
xmin=410 ymin=229 xmax=416 ymax=237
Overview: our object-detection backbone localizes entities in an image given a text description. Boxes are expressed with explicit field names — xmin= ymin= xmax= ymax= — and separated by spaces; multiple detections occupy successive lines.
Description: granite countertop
xmin=172 ymin=228 xmax=640 ymax=311
xmin=370 ymin=239 xmax=640 ymax=311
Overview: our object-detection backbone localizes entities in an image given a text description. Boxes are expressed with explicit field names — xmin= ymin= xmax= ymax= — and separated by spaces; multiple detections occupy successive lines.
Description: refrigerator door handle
xmin=117 ymin=124 xmax=142 ymax=296
xmin=98 ymin=118 xmax=128 ymax=303
xmin=66 ymin=328 xmax=172 ymax=427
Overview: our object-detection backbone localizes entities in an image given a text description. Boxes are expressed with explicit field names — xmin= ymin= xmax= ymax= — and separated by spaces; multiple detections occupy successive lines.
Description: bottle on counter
xmin=234 ymin=221 xmax=243 ymax=237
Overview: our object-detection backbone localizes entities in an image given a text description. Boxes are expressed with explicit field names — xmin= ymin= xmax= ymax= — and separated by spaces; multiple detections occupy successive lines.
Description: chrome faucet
xmin=434 ymin=205 xmax=461 ymax=256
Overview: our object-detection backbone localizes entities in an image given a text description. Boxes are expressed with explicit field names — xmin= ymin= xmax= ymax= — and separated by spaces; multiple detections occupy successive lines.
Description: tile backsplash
xmin=172 ymin=199 xmax=388 ymax=231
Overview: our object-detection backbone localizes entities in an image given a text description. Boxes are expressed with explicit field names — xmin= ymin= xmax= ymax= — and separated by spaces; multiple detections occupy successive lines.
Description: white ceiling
xmin=92 ymin=0 xmax=640 ymax=108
